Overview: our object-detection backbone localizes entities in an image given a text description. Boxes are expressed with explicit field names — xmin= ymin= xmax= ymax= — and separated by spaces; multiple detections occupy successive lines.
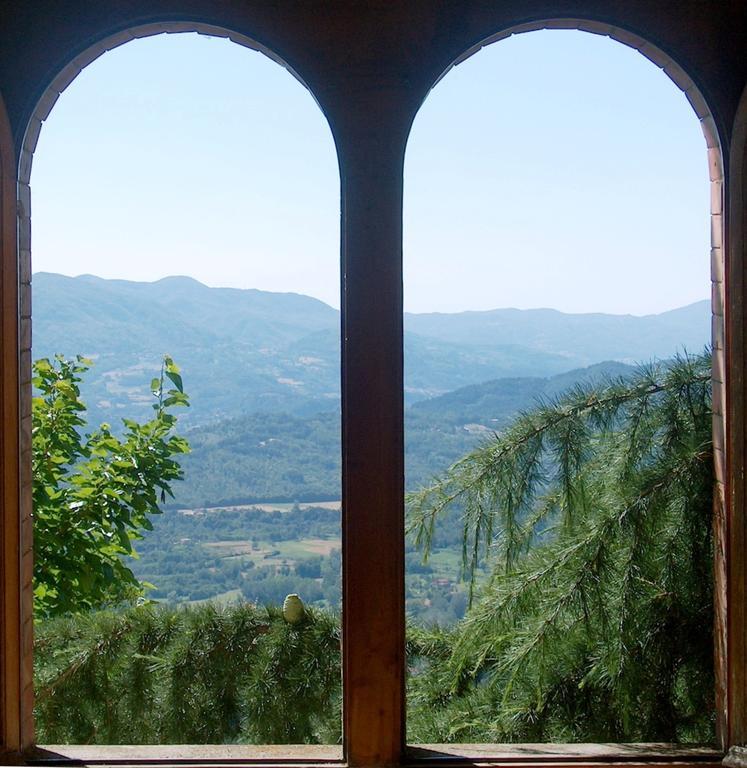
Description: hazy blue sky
xmin=31 ymin=30 xmax=710 ymax=315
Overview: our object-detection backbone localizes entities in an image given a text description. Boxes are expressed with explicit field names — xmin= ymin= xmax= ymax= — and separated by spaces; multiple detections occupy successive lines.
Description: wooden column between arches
xmin=339 ymin=104 xmax=408 ymax=766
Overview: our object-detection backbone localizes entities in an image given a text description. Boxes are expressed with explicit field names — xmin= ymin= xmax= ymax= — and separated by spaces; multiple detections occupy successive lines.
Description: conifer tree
xmin=34 ymin=603 xmax=341 ymax=744
xmin=407 ymin=352 xmax=715 ymax=743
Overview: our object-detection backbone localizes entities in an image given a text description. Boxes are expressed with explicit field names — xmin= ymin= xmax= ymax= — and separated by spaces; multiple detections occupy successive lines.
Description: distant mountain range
xmin=33 ymin=272 xmax=710 ymax=428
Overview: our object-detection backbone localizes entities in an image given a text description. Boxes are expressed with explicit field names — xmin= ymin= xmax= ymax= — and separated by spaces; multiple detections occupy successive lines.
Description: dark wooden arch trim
xmin=725 ymin=82 xmax=747 ymax=753
xmin=10 ymin=19 xmax=352 ymax=762
xmin=0 ymin=89 xmax=25 ymax=755
xmin=404 ymin=19 xmax=729 ymax=751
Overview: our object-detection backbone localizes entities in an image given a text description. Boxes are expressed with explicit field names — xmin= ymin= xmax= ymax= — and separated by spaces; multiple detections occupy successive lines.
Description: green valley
xmin=130 ymin=361 xmax=637 ymax=624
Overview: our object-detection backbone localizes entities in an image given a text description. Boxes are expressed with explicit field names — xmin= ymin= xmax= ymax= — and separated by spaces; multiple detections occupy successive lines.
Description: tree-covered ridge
xmin=171 ymin=361 xmax=637 ymax=509
xmin=407 ymin=352 xmax=714 ymax=743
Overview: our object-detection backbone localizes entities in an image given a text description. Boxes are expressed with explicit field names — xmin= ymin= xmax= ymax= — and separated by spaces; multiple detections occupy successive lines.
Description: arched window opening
xmin=403 ymin=28 xmax=718 ymax=746
xmin=25 ymin=29 xmax=342 ymax=747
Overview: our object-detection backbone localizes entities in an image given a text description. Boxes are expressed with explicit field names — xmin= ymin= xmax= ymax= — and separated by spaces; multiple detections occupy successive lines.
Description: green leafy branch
xmin=32 ymin=354 xmax=190 ymax=619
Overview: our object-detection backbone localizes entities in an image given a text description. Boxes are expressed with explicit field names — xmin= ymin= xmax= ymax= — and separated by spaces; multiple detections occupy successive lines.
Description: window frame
xmin=0 ymin=10 xmax=745 ymax=768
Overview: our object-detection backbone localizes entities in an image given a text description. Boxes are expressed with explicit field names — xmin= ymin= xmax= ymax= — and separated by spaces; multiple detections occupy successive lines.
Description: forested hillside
xmin=32 ymin=274 xmax=711 ymax=627
xmin=170 ymin=360 xmax=634 ymax=508
xmin=129 ymin=361 xmax=637 ymax=625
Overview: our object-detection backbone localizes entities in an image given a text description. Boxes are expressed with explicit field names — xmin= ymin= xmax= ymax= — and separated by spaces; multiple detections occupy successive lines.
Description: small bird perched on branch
xmin=282 ymin=593 xmax=305 ymax=624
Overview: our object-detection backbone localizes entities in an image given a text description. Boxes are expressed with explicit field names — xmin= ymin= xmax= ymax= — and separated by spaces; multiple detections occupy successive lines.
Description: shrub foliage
xmin=34 ymin=603 xmax=341 ymax=744
xmin=32 ymin=355 xmax=189 ymax=618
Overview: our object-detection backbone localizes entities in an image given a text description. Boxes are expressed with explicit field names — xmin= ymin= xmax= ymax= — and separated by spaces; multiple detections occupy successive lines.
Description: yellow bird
xmin=282 ymin=593 xmax=305 ymax=624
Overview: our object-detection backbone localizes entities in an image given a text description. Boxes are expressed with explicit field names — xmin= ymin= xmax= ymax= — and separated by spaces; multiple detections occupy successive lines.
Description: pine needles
xmin=406 ymin=352 xmax=715 ymax=743
xmin=34 ymin=603 xmax=341 ymax=744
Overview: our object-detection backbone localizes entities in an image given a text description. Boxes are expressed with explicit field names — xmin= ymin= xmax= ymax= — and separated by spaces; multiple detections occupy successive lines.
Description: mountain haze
xmin=405 ymin=302 xmax=709 ymax=365
xmin=33 ymin=272 xmax=710 ymax=427
xmin=31 ymin=272 xmax=712 ymax=625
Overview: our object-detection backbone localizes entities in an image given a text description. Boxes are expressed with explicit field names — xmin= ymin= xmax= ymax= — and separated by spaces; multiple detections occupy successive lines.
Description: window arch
xmin=0 ymin=5 xmax=744 ymax=765
xmin=12 ymin=21 xmax=344 ymax=753
xmin=0 ymin=88 xmax=25 ymax=754
xmin=725 ymin=82 xmax=747 ymax=752
xmin=403 ymin=18 xmax=729 ymax=749
xmin=414 ymin=17 xmax=726 ymax=510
